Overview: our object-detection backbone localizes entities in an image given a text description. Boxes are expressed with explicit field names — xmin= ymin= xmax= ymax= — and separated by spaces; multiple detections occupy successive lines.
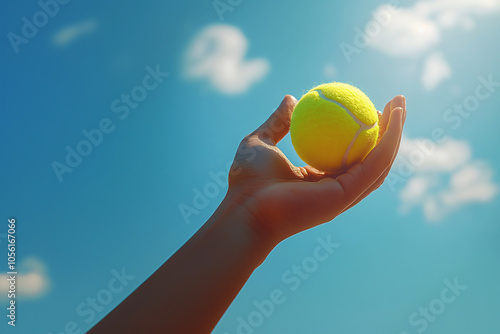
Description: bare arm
xmin=89 ymin=198 xmax=272 ymax=333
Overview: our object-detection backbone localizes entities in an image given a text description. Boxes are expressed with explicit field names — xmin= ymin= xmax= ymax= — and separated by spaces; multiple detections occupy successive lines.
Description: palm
xmin=229 ymin=95 xmax=406 ymax=242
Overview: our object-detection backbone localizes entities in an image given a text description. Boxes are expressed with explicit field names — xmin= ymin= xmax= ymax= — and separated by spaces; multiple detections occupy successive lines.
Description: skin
xmin=89 ymin=94 xmax=407 ymax=334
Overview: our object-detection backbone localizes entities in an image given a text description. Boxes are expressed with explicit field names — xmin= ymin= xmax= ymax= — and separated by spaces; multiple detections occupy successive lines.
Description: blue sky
xmin=1 ymin=0 xmax=499 ymax=333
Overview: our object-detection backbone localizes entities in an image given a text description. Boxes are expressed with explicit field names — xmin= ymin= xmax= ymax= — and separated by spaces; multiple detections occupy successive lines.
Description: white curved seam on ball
xmin=342 ymin=128 xmax=362 ymax=168
xmin=314 ymin=90 xmax=376 ymax=129
xmin=342 ymin=122 xmax=378 ymax=169
xmin=315 ymin=89 xmax=378 ymax=169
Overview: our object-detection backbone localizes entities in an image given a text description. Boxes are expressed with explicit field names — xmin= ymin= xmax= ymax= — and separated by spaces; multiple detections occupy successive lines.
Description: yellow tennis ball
xmin=290 ymin=82 xmax=379 ymax=173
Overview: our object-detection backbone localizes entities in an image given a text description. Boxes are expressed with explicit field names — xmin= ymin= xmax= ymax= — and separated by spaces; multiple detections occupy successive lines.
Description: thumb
xmin=254 ymin=95 xmax=297 ymax=145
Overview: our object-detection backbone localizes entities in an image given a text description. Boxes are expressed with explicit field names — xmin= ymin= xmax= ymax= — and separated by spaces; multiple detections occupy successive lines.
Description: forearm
xmin=89 ymin=195 xmax=274 ymax=334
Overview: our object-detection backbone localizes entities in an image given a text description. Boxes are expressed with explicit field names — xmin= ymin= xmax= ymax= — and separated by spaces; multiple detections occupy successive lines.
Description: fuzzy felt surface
xmin=290 ymin=82 xmax=379 ymax=172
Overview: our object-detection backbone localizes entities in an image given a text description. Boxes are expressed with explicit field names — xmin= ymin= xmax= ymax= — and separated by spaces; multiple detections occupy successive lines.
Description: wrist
xmin=207 ymin=192 xmax=277 ymax=266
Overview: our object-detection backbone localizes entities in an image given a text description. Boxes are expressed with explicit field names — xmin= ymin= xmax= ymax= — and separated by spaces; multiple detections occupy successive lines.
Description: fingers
xmin=391 ymin=96 xmax=406 ymax=162
xmin=340 ymin=167 xmax=389 ymax=213
xmin=386 ymin=96 xmax=406 ymax=168
xmin=336 ymin=106 xmax=404 ymax=204
xmin=341 ymin=103 xmax=406 ymax=211
xmin=254 ymin=95 xmax=297 ymax=145
xmin=378 ymin=101 xmax=392 ymax=141
xmin=390 ymin=96 xmax=406 ymax=127
xmin=379 ymin=95 xmax=405 ymax=141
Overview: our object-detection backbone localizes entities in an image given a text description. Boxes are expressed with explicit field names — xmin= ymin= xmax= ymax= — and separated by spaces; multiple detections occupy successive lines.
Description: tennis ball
xmin=290 ymin=82 xmax=379 ymax=173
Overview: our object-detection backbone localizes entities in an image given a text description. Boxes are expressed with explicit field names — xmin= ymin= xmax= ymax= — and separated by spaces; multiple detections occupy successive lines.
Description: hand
xmin=226 ymin=94 xmax=406 ymax=246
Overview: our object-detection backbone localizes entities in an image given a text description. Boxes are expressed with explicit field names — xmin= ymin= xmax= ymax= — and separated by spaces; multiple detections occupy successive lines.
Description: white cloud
xmin=441 ymin=162 xmax=498 ymax=207
xmin=398 ymin=136 xmax=471 ymax=172
xmin=53 ymin=19 xmax=98 ymax=47
xmin=397 ymin=137 xmax=498 ymax=222
xmin=323 ymin=63 xmax=337 ymax=79
xmin=421 ymin=52 xmax=452 ymax=90
xmin=367 ymin=5 xmax=441 ymax=57
xmin=184 ymin=25 xmax=269 ymax=95
xmin=0 ymin=257 xmax=50 ymax=300
xmin=368 ymin=0 xmax=500 ymax=57
xmin=416 ymin=0 xmax=500 ymax=25
xmin=400 ymin=176 xmax=433 ymax=207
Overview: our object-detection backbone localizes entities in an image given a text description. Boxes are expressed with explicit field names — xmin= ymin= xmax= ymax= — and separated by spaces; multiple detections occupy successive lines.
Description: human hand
xmin=226 ymin=94 xmax=406 ymax=246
